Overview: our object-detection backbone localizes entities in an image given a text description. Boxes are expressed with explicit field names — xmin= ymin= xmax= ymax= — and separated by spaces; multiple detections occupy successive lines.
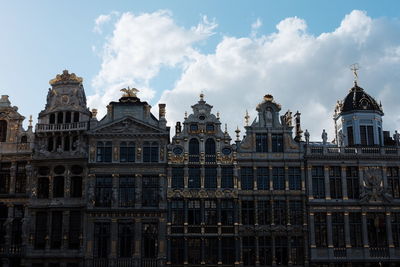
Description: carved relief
xmin=360 ymin=168 xmax=392 ymax=203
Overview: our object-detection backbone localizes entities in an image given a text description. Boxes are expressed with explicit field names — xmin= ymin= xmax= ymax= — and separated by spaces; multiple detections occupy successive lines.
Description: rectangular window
xmin=275 ymin=237 xmax=288 ymax=265
xmin=346 ymin=167 xmax=360 ymax=199
xmin=118 ymin=222 xmax=134 ymax=257
xmin=204 ymin=200 xmax=217 ymax=225
xmin=94 ymin=222 xmax=110 ymax=258
xmin=332 ymin=213 xmax=345 ymax=248
xmin=329 ymin=166 xmax=342 ymax=199
xmin=241 ymin=200 xmax=254 ymax=225
xmin=187 ymin=238 xmax=201 ymax=264
xmin=367 ymin=213 xmax=387 ymax=247
xmin=290 ymin=237 xmax=304 ymax=265
xmin=170 ymin=238 xmax=184 ymax=264
xmin=0 ymin=163 xmax=11 ymax=194
xmin=257 ymin=199 xmax=271 ymax=225
xmin=347 ymin=126 xmax=354 ymax=146
xmin=222 ymin=237 xmax=235 ymax=265
xmin=50 ymin=211 xmax=63 ymax=249
xmin=259 ymin=236 xmax=272 ymax=265
xmin=274 ymin=200 xmax=287 ymax=225
xmin=220 ymin=200 xmax=234 ymax=225
xmin=0 ymin=206 xmax=7 ymax=245
xmin=95 ymin=176 xmax=112 ymax=207
xmin=289 ymin=200 xmax=303 ymax=225
xmin=314 ymin=212 xmax=327 ymax=247
xmin=204 ymin=237 xmax=218 ymax=264
xmin=204 ymin=167 xmax=217 ymax=189
xmin=241 ymin=167 xmax=254 ymax=190
xmin=360 ymin=125 xmax=374 ymax=146
xmin=242 ymin=236 xmax=256 ymax=266
xmin=349 ymin=213 xmax=363 ymax=247
xmin=273 ymin=167 xmax=285 ymax=190
xmin=142 ymin=176 xmax=159 ymax=207
xmin=142 ymin=223 xmax=158 ymax=258
xmin=70 ymin=176 xmax=82 ymax=198
xmin=119 ymin=176 xmax=135 ymax=207
xmin=15 ymin=162 xmax=26 ymax=193
xmin=188 ymin=167 xmax=201 ymax=189
xmin=35 ymin=212 xmax=47 ymax=249
xmin=188 ymin=200 xmax=201 ymax=225
xmin=53 ymin=176 xmax=64 ymax=198
xmin=69 ymin=211 xmax=81 ymax=249
xmin=171 ymin=167 xmax=184 ymax=189
xmin=11 ymin=206 xmax=23 ymax=245
xmin=38 ymin=177 xmax=49 ymax=198
xmin=171 ymin=200 xmax=184 ymax=225
xmin=257 ymin=167 xmax=269 ymax=190
xmin=388 ymin=167 xmax=400 ymax=199
xmin=392 ymin=213 xmax=400 ymax=247
xmin=312 ymin=166 xmax=325 ymax=199
xmin=256 ymin=133 xmax=268 ymax=152
xmin=288 ymin=167 xmax=301 ymax=190
xmin=221 ymin=167 xmax=233 ymax=188
xmin=272 ymin=134 xmax=284 ymax=152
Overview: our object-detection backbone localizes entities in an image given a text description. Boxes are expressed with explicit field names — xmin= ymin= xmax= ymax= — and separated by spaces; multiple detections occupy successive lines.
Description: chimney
xmin=158 ymin=103 xmax=167 ymax=129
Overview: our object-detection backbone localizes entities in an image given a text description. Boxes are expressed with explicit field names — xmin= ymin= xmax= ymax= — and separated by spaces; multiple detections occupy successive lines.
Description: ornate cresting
xmin=49 ymin=70 xmax=83 ymax=85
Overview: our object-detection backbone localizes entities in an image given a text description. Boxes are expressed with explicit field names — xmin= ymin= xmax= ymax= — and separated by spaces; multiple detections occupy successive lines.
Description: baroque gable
xmin=91 ymin=116 xmax=166 ymax=135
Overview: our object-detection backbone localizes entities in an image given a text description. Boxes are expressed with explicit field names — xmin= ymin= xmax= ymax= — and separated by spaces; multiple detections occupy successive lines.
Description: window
xmin=187 ymin=238 xmax=201 ymax=264
xmin=73 ymin=112 xmax=79 ymax=123
xmin=50 ymin=211 xmax=63 ymax=249
xmin=119 ymin=176 xmax=135 ymax=207
xmin=53 ymin=176 xmax=64 ymax=198
xmin=273 ymin=167 xmax=285 ymax=190
xmin=118 ymin=222 xmax=134 ymax=257
xmin=275 ymin=237 xmax=288 ymax=265
xmin=346 ymin=167 xmax=360 ymax=199
xmin=347 ymin=126 xmax=354 ymax=146
xmin=171 ymin=167 xmax=184 ymax=189
xmin=242 ymin=236 xmax=256 ymax=266
xmin=257 ymin=167 xmax=269 ymax=190
xmin=222 ymin=237 xmax=235 ymax=264
xmin=205 ymin=138 xmax=216 ymax=162
xmin=95 ymin=176 xmax=112 ymax=207
xmin=360 ymin=125 xmax=374 ymax=146
xmin=256 ymin=133 xmax=268 ymax=152
xmin=35 ymin=212 xmax=47 ymax=249
xmin=367 ymin=213 xmax=387 ymax=247
xmin=64 ymin=136 xmax=70 ymax=151
xmin=274 ymin=200 xmax=287 ymax=225
xmin=329 ymin=166 xmax=342 ymax=199
xmin=190 ymin=124 xmax=198 ymax=132
xmin=332 ymin=213 xmax=345 ymax=248
xmin=49 ymin=114 xmax=55 ymax=124
xmin=204 ymin=167 xmax=217 ymax=188
xmin=188 ymin=167 xmax=201 ymax=189
xmin=0 ymin=206 xmax=6 ymax=245
xmin=48 ymin=137 xmax=54 ymax=151
xmin=57 ymin=112 xmax=63 ymax=124
xmin=143 ymin=141 xmax=159 ymax=162
xmin=188 ymin=200 xmax=201 ymax=225
xmin=15 ymin=162 xmax=26 ymax=193
xmin=257 ymin=199 xmax=271 ymax=225
xmin=120 ymin=142 xmax=135 ymax=162
xmin=259 ymin=236 xmax=272 ymax=265
xmin=314 ymin=213 xmax=327 ymax=247
xmin=272 ymin=134 xmax=283 ymax=152
xmin=221 ymin=200 xmax=234 ymax=225
xmin=349 ymin=213 xmax=363 ymax=247
xmin=0 ymin=120 xmax=7 ymax=142
xmin=94 ymin=222 xmax=110 ymax=258
xmin=142 ymin=176 xmax=159 ymax=207
xmin=204 ymin=237 xmax=218 ymax=264
xmin=221 ymin=167 xmax=233 ymax=188
xmin=204 ymin=200 xmax=217 ymax=225
xmin=0 ymin=163 xmax=10 ymax=194
xmin=171 ymin=200 xmax=184 ymax=225
xmin=96 ymin=141 xmax=112 ymax=162
xmin=70 ymin=176 xmax=82 ymax=198
xmin=38 ymin=177 xmax=49 ymax=198
xmin=388 ymin=167 xmax=400 ymax=198
xmin=288 ymin=167 xmax=301 ymax=190
xmin=290 ymin=237 xmax=304 ymax=265
xmin=312 ymin=166 xmax=325 ymax=199
xmin=11 ymin=206 xmax=23 ymax=246
xmin=241 ymin=200 xmax=254 ymax=225
xmin=69 ymin=211 xmax=81 ymax=249
xmin=206 ymin=123 xmax=215 ymax=132
xmin=143 ymin=223 xmax=158 ymax=258
xmin=65 ymin=111 xmax=71 ymax=123
xmin=241 ymin=167 xmax=254 ymax=190
xmin=289 ymin=200 xmax=303 ymax=225
xmin=392 ymin=213 xmax=400 ymax=247
xmin=171 ymin=238 xmax=184 ymax=264
xmin=189 ymin=138 xmax=200 ymax=162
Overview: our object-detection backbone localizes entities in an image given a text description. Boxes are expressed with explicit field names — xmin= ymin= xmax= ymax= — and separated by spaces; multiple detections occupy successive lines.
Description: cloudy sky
xmin=1 ymin=0 xmax=400 ymax=141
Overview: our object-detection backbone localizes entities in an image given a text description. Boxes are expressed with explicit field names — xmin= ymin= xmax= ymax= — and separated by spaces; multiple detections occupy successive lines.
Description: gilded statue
xmin=120 ymin=87 xmax=139 ymax=98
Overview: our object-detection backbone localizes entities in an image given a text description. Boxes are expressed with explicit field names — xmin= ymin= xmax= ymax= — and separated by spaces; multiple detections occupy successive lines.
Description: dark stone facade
xmin=0 ymin=71 xmax=400 ymax=267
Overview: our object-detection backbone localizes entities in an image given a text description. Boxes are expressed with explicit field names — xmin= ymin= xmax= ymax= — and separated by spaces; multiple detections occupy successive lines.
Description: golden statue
xmin=120 ymin=86 xmax=139 ymax=97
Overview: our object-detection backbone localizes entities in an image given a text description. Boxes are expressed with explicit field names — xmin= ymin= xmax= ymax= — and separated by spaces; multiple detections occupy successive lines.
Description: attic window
xmin=199 ymin=115 xmax=206 ymax=120
xmin=0 ymin=120 xmax=7 ymax=142
xmin=190 ymin=124 xmax=198 ymax=132
xmin=206 ymin=124 xmax=214 ymax=132
xmin=360 ymin=99 xmax=369 ymax=109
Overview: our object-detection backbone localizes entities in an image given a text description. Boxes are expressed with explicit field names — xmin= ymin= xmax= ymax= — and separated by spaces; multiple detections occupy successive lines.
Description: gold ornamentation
xmin=49 ymin=70 xmax=83 ymax=85
xmin=120 ymin=86 xmax=139 ymax=98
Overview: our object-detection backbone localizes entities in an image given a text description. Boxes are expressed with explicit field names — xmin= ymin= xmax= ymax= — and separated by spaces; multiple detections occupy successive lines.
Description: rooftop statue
xmin=120 ymin=87 xmax=139 ymax=98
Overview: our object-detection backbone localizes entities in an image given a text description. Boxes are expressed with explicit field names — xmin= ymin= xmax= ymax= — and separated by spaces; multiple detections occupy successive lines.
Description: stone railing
xmin=0 ymin=142 xmax=32 ymax=154
xmin=0 ymin=244 xmax=25 ymax=256
xmin=307 ymin=145 xmax=400 ymax=156
xmin=86 ymin=258 xmax=160 ymax=267
xmin=36 ymin=121 xmax=88 ymax=132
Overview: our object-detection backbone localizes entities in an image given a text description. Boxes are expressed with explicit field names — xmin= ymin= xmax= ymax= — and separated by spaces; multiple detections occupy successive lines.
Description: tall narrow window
xmin=314 ymin=213 xmax=327 ymax=247
xmin=290 ymin=237 xmax=304 ymax=265
xmin=367 ymin=213 xmax=387 ymax=247
xmin=15 ymin=162 xmax=26 ymax=194
xmin=347 ymin=126 xmax=354 ymax=146
xmin=119 ymin=176 xmax=135 ymax=207
xmin=256 ymin=133 xmax=268 ymax=152
xmin=258 ymin=236 xmax=272 ymax=265
xmin=204 ymin=200 xmax=217 ymax=225
xmin=171 ymin=200 xmax=184 ymax=225
xmin=204 ymin=237 xmax=218 ymax=264
xmin=188 ymin=167 xmax=201 ymax=189
xmin=38 ymin=177 xmax=49 ymax=199
xmin=70 ymin=176 xmax=82 ymax=198
xmin=332 ymin=213 xmax=345 ymax=248
xmin=53 ymin=176 xmax=64 ymax=198
xmin=392 ymin=213 xmax=400 ymax=247
xmin=11 ymin=206 xmax=23 ymax=246
xmin=241 ymin=167 xmax=254 ymax=190
xmin=257 ymin=198 xmax=271 ymax=225
xmin=0 ymin=163 xmax=11 ymax=194
xmin=188 ymin=200 xmax=201 ymax=225
xmin=96 ymin=141 xmax=112 ymax=162
xmin=221 ymin=167 xmax=233 ymax=188
xmin=73 ymin=112 xmax=79 ymax=122
xmin=171 ymin=167 xmax=184 ymax=189
xmin=142 ymin=223 xmax=158 ymax=258
xmin=222 ymin=237 xmax=235 ymax=265
xmin=312 ymin=166 xmax=325 ymax=199
xmin=189 ymin=138 xmax=200 ymax=163
xmin=257 ymin=167 xmax=269 ymax=190
xmin=64 ymin=136 xmax=70 ymax=151
xmin=349 ymin=213 xmax=363 ymax=247
xmin=118 ymin=222 xmax=134 ymax=257
xmin=187 ymin=238 xmax=201 ymax=264
xmin=205 ymin=138 xmax=216 ymax=162
xmin=346 ymin=166 xmax=360 ymax=199
xmin=360 ymin=125 xmax=374 ymax=146
xmin=241 ymin=200 xmax=255 ymax=225
xmin=49 ymin=114 xmax=55 ymax=124
xmin=273 ymin=167 xmax=285 ymax=190
xmin=142 ymin=176 xmax=159 ymax=207
xmin=242 ymin=236 xmax=256 ymax=266
xmin=120 ymin=142 xmax=135 ymax=162
xmin=288 ymin=167 xmax=301 ymax=190
xmin=69 ymin=211 xmax=81 ymax=249
xmin=388 ymin=167 xmax=400 ymax=198
xmin=65 ymin=111 xmax=71 ymax=123
xmin=271 ymin=134 xmax=284 ymax=152
xmin=94 ymin=222 xmax=110 ymax=258
xmin=95 ymin=176 xmax=112 ymax=207
xmin=221 ymin=200 xmax=234 ymax=225
xmin=143 ymin=141 xmax=159 ymax=162
xmin=0 ymin=120 xmax=6 ymax=142
xmin=57 ymin=112 xmax=63 ymax=124
xmin=170 ymin=238 xmax=184 ymax=264
xmin=35 ymin=212 xmax=47 ymax=249
xmin=273 ymin=200 xmax=287 ymax=225
xmin=48 ymin=137 xmax=54 ymax=151
xmin=0 ymin=206 xmax=6 ymax=245
xmin=329 ymin=166 xmax=342 ymax=199
xmin=289 ymin=200 xmax=303 ymax=225
xmin=204 ymin=167 xmax=217 ymax=188
xmin=50 ymin=211 xmax=63 ymax=249
xmin=275 ymin=237 xmax=288 ymax=265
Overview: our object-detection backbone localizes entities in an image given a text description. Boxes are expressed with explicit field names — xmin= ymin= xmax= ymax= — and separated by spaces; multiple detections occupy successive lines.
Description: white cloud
xmin=94 ymin=14 xmax=112 ymax=34
xmin=90 ymin=10 xmax=400 ymax=142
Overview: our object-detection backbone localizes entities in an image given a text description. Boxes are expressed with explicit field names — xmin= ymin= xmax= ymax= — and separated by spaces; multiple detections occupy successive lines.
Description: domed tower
xmin=334 ymin=78 xmax=384 ymax=147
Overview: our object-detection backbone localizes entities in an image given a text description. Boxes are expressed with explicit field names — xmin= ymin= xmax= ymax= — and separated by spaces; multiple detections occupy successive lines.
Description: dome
xmin=336 ymin=83 xmax=383 ymax=115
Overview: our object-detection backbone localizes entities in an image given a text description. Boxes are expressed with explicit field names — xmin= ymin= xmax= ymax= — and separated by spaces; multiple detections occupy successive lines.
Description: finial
xmin=244 ymin=110 xmax=250 ymax=126
xmin=200 ymin=91 xmax=204 ymax=101
xmin=224 ymin=123 xmax=228 ymax=134
xmin=184 ymin=111 xmax=188 ymax=119
xmin=91 ymin=108 xmax=98 ymax=118
xmin=217 ymin=112 xmax=220 ymax=119
xmin=235 ymin=126 xmax=241 ymax=141
xmin=350 ymin=63 xmax=360 ymax=85
xmin=120 ymin=86 xmax=139 ymax=97
xmin=29 ymin=115 xmax=32 ymax=127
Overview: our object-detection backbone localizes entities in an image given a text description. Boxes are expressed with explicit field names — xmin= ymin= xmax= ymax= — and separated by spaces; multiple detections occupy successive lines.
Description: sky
xmin=1 ymin=0 xmax=400 ymax=141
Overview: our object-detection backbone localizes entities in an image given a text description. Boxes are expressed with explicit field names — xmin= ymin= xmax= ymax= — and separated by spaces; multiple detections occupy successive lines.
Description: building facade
xmin=0 ymin=70 xmax=400 ymax=267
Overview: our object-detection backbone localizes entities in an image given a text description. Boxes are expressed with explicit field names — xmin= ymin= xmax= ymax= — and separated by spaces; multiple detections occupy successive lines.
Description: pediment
xmin=91 ymin=117 xmax=163 ymax=134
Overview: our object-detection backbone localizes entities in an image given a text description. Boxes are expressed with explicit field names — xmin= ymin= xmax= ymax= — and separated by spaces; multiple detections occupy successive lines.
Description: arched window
xmin=189 ymin=138 xmax=200 ymax=163
xmin=120 ymin=142 xmax=135 ymax=162
xmin=0 ymin=120 xmax=7 ymax=142
xmin=96 ymin=141 xmax=112 ymax=162
xmin=143 ymin=142 xmax=159 ymax=162
xmin=57 ymin=112 xmax=63 ymax=124
xmin=205 ymin=138 xmax=216 ymax=162
xmin=49 ymin=114 xmax=55 ymax=124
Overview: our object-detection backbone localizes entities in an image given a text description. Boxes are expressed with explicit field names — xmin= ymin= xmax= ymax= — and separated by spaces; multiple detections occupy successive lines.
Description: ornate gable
xmin=91 ymin=116 xmax=165 ymax=135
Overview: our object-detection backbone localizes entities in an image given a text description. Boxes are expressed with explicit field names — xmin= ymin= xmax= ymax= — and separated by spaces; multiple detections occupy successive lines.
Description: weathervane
xmin=120 ymin=86 xmax=139 ymax=98
xmin=350 ymin=63 xmax=360 ymax=85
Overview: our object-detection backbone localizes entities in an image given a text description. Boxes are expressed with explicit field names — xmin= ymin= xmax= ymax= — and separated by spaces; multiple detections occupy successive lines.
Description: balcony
xmin=86 ymin=258 xmax=160 ymax=267
xmin=307 ymin=145 xmax=400 ymax=157
xmin=36 ymin=121 xmax=88 ymax=132
xmin=0 ymin=244 xmax=25 ymax=256
xmin=369 ymin=247 xmax=389 ymax=258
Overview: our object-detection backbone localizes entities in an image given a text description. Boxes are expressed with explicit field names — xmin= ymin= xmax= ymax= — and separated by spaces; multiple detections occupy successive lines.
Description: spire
xmin=244 ymin=110 xmax=250 ymax=126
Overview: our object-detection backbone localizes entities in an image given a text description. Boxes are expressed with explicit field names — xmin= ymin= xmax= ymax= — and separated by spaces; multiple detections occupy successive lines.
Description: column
xmin=344 ymin=212 xmax=351 ymax=248
xmin=309 ymin=213 xmax=316 ymax=247
xmin=255 ymin=236 xmax=260 ymax=265
xmin=87 ymin=174 xmax=95 ymax=208
xmin=301 ymin=165 xmax=306 ymax=192
xmin=361 ymin=212 xmax=369 ymax=248
xmin=135 ymin=174 xmax=142 ymax=208
xmin=234 ymin=237 xmax=240 ymax=266
xmin=233 ymin=166 xmax=239 ymax=189
xmin=158 ymin=217 xmax=167 ymax=264
xmin=324 ymin=166 xmax=331 ymax=200
xmin=327 ymin=213 xmax=333 ymax=248
xmin=184 ymin=166 xmax=189 ymax=189
xmin=110 ymin=219 xmax=118 ymax=258
xmin=134 ymin=218 xmax=141 ymax=258
xmin=285 ymin=166 xmax=289 ymax=191
xmin=382 ymin=167 xmax=388 ymax=190
xmin=9 ymin=162 xmax=16 ymax=194
xmin=200 ymin=166 xmax=205 ymax=189
xmin=159 ymin=174 xmax=166 ymax=209
xmin=112 ymin=174 xmax=119 ymax=208
xmin=65 ymin=169 xmax=71 ymax=198
xmin=307 ymin=166 xmax=313 ymax=199
xmin=63 ymin=210 xmax=70 ymax=250
xmin=341 ymin=166 xmax=348 ymax=200
xmin=217 ymin=165 xmax=221 ymax=189
xmin=253 ymin=166 xmax=257 ymax=190
xmin=218 ymin=237 xmax=222 ymax=265
xmin=386 ymin=212 xmax=395 ymax=254
xmin=358 ymin=167 xmax=364 ymax=192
